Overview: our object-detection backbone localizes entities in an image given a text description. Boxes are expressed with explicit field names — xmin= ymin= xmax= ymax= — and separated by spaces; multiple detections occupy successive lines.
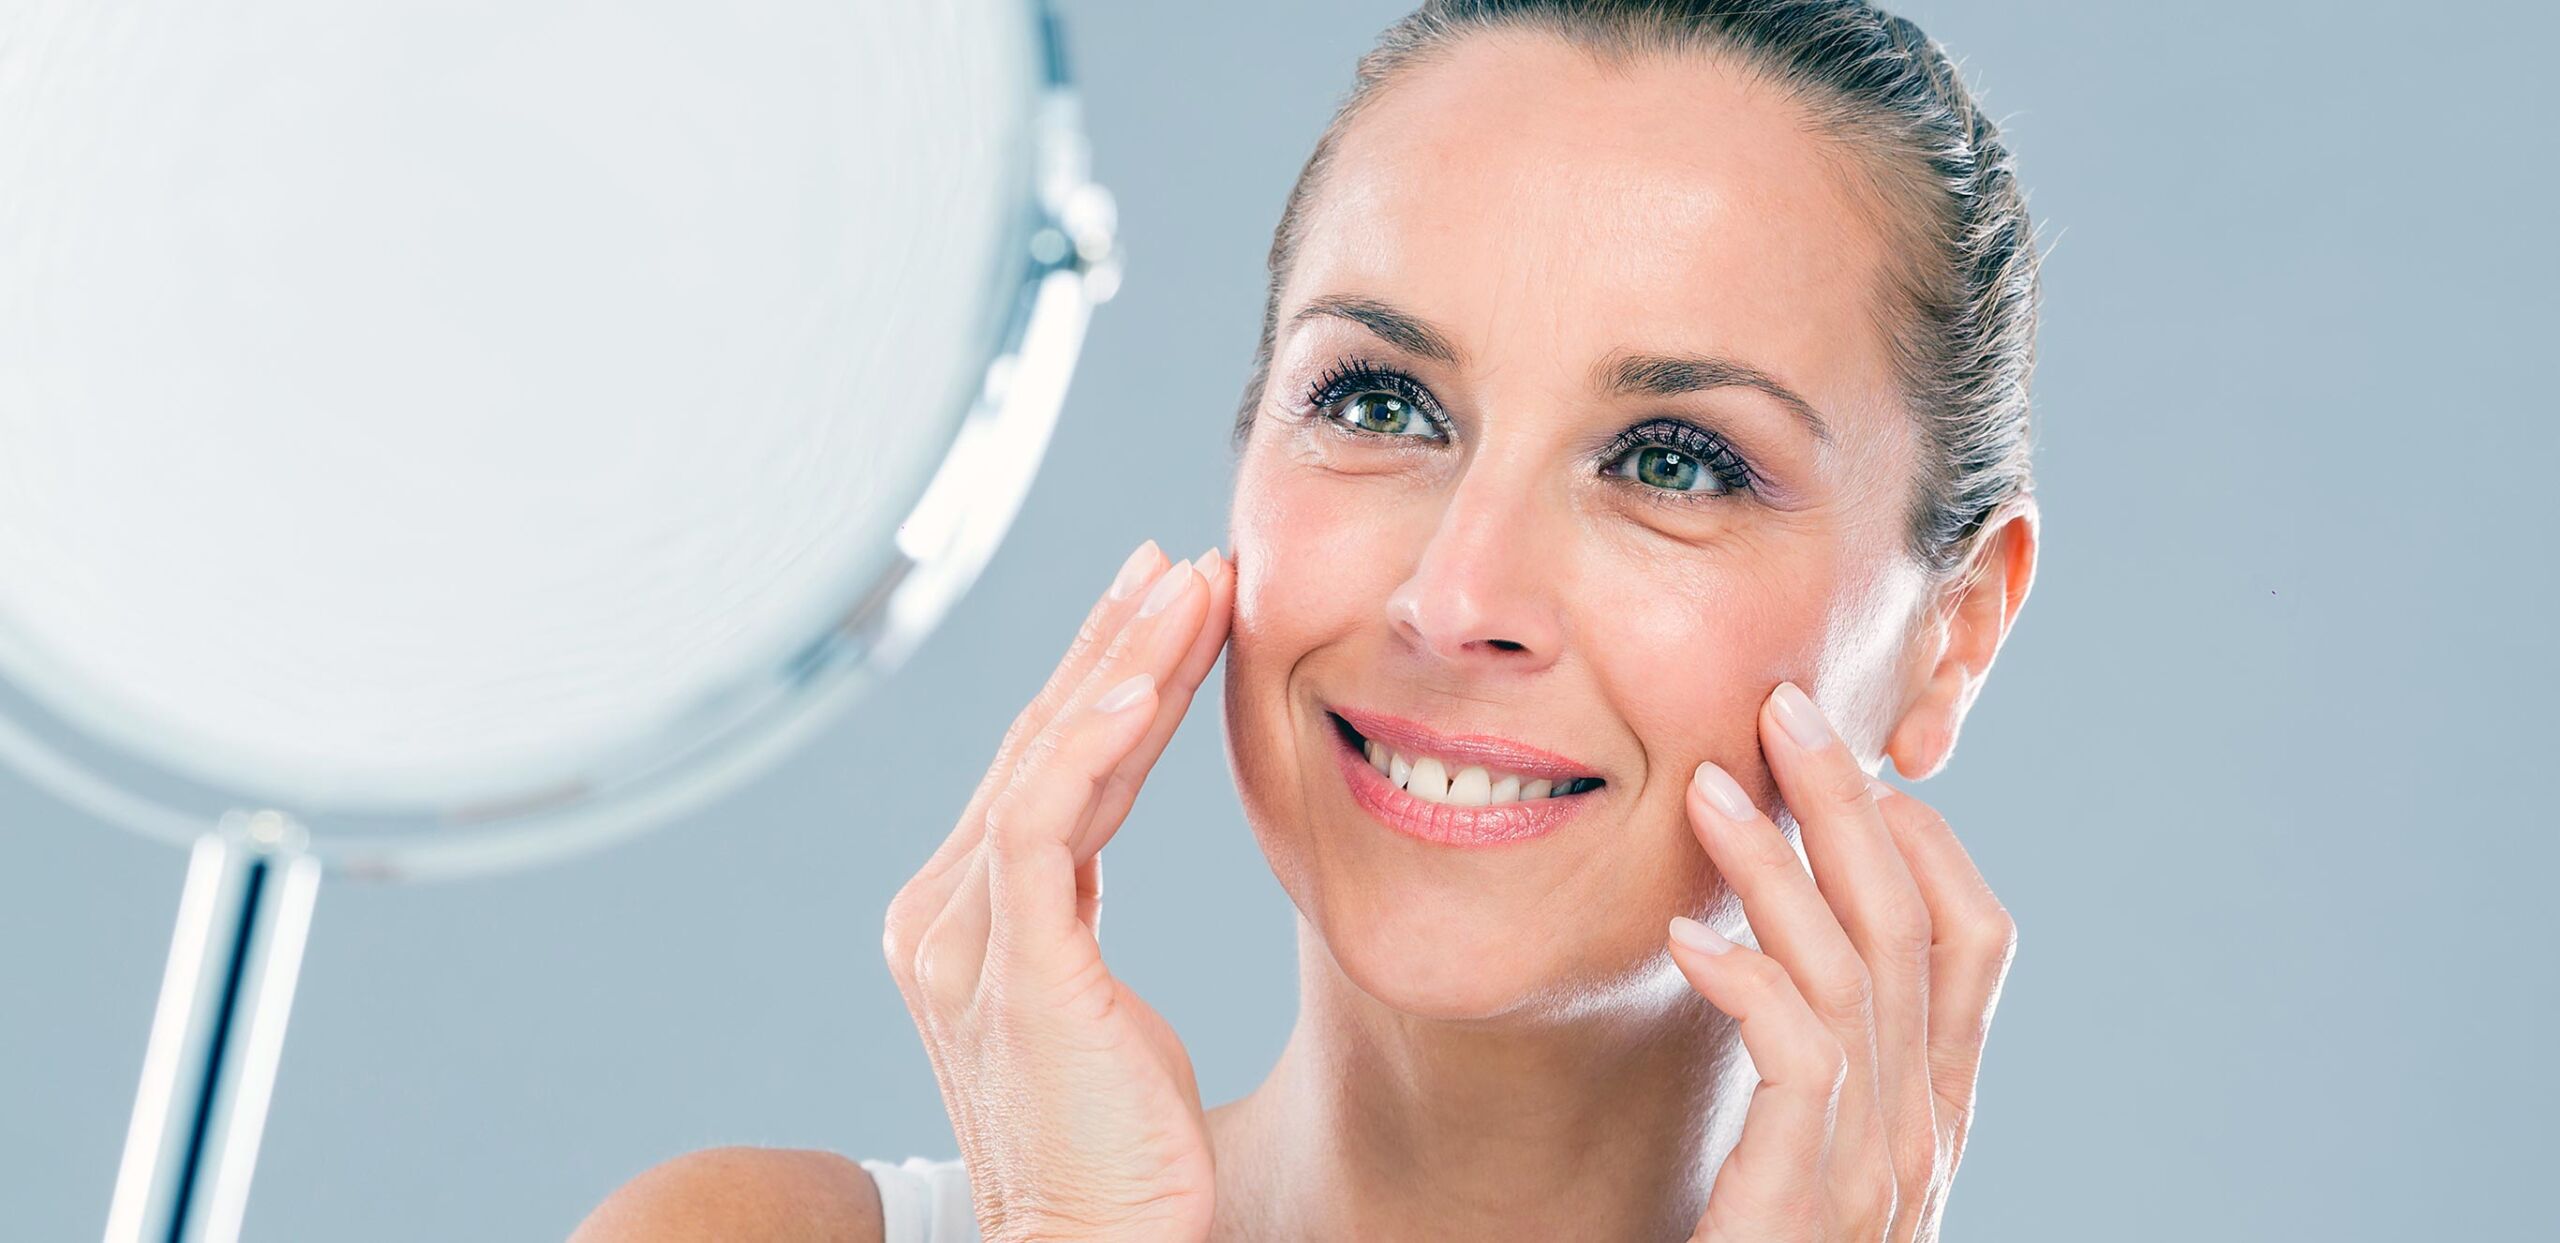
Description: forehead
xmin=1287 ymin=32 xmax=1904 ymax=418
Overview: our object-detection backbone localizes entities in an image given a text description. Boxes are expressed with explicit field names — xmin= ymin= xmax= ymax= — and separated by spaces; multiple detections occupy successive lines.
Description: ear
xmin=1883 ymin=498 xmax=2039 ymax=780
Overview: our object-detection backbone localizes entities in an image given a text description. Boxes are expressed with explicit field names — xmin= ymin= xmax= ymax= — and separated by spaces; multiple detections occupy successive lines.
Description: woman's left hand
xmin=1664 ymin=681 xmax=2019 ymax=1243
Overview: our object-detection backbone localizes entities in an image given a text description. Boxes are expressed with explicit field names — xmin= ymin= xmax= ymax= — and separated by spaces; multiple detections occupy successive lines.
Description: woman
xmin=576 ymin=1 xmax=2039 ymax=1239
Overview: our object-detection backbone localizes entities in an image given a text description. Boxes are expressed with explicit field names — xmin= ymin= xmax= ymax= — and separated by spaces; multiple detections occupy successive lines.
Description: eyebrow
xmin=1289 ymin=295 xmax=1461 ymax=365
xmin=1289 ymin=293 xmax=1835 ymax=446
xmin=1601 ymin=353 xmax=1835 ymax=446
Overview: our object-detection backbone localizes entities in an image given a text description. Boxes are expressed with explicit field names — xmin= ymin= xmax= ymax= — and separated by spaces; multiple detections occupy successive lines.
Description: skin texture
xmin=567 ymin=1147 xmax=881 ymax=1242
xmin=576 ymin=29 xmax=2035 ymax=1243
xmin=1205 ymin=32 xmax=2032 ymax=1242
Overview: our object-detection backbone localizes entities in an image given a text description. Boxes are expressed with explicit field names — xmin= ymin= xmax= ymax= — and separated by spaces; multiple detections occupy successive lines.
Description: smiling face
xmin=1222 ymin=33 xmax=1941 ymax=1020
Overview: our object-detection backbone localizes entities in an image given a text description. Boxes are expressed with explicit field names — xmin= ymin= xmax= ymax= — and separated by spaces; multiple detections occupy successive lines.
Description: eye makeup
xmin=1285 ymin=355 xmax=1761 ymax=505
xmin=1296 ymin=357 xmax=1451 ymax=438
xmin=1597 ymin=417 xmax=1757 ymax=498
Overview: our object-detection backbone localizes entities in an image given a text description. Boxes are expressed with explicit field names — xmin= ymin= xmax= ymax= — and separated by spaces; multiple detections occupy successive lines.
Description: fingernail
xmin=1866 ymin=776 xmax=1896 ymax=801
xmin=1136 ymin=558 xmax=1193 ymax=618
xmin=1107 ymin=540 xmax=1160 ymax=601
xmin=1690 ymin=761 xmax=1755 ymax=822
xmin=1197 ymin=545 xmax=1224 ymax=574
xmin=1668 ymin=915 xmax=1734 ymax=955
xmin=1769 ymin=681 xmax=1833 ymax=750
xmin=1094 ymin=672 xmax=1153 ymax=713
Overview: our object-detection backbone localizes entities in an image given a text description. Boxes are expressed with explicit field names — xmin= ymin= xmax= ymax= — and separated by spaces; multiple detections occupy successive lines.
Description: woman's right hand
xmin=882 ymin=540 xmax=1235 ymax=1243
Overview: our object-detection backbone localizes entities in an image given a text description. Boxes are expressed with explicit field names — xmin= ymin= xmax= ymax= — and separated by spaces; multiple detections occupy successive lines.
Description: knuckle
xmin=880 ymin=926 xmax=913 ymax=990
xmin=1014 ymin=720 xmax=1069 ymax=774
xmin=1736 ymin=830 xmax=1802 ymax=878
xmin=994 ymin=705 xmax=1043 ymax=765
xmin=1874 ymin=899 xmax=1935 ymax=962
xmin=880 ymin=899 xmax=917 ymax=975
xmin=987 ymin=749 xmax=1062 ymax=833
xmin=980 ymin=792 xmax=1033 ymax=860
xmin=1816 ymin=1036 xmax=1851 ymax=1096
xmin=1804 ymin=959 xmax=1875 ymax=1024
xmin=1967 ymin=903 xmax=2020 ymax=966
xmin=905 ymin=916 xmax=966 ymax=1004
xmin=1907 ymin=803 xmax=1956 ymax=839
xmin=885 ymin=917 xmax=942 ymax=998
xmin=907 ymin=940 xmax=946 ymax=999
xmin=1072 ymin=607 xmax=1115 ymax=657
xmin=1092 ymin=610 xmax=1148 ymax=670
xmin=1739 ymin=949 xmax=1796 ymax=998
xmin=1819 ymin=761 xmax=1875 ymax=807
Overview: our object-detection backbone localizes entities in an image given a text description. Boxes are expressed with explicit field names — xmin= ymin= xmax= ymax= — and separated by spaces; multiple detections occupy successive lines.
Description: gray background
xmin=5 ymin=1 xmax=2553 ymax=1238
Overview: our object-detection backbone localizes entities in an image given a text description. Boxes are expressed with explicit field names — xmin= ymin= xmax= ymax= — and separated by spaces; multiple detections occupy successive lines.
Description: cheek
xmin=1227 ymin=437 xmax=1410 ymax=655
xmin=1588 ymin=540 xmax=1833 ymax=805
xmin=1221 ymin=438 xmax=1401 ymax=817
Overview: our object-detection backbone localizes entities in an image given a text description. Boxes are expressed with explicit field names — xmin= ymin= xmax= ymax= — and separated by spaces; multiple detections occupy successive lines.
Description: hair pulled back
xmin=1235 ymin=0 xmax=2041 ymax=577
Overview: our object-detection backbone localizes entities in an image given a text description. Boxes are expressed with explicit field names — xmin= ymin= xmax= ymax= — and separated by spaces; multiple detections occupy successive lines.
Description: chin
xmin=1220 ymin=595 xmax=1704 ymax=1025
xmin=1311 ymin=889 xmax=1585 ymax=1021
xmin=1268 ymin=788 xmax=1686 ymax=1024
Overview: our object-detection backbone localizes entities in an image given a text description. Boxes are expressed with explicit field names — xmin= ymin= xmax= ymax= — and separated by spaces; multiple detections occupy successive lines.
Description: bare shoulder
xmin=569 ymin=1145 xmax=884 ymax=1243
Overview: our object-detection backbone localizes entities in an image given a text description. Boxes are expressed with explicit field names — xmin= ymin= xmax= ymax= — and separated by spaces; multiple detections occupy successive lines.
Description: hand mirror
xmin=0 ymin=2 xmax=1116 ymax=1237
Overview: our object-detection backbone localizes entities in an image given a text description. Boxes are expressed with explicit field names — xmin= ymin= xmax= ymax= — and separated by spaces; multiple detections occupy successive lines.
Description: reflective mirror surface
xmin=0 ymin=0 xmax=1107 ymax=879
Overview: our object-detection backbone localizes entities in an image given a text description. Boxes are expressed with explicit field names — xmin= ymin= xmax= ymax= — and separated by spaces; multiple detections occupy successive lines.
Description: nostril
xmin=1486 ymin=639 xmax=1526 ymax=652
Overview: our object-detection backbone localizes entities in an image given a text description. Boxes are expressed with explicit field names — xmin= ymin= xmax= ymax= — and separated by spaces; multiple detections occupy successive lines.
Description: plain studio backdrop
xmin=4 ymin=2 xmax=2552 ymax=1238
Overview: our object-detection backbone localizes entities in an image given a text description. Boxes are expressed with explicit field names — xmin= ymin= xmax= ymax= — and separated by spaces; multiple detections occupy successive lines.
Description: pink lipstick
xmin=1325 ymin=707 xmax=1603 ymax=848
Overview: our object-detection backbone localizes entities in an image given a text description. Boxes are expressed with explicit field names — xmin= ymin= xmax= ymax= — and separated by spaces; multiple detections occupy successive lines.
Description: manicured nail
xmin=1107 ymin=540 xmax=1160 ymax=601
xmin=1668 ymin=915 xmax=1734 ymax=955
xmin=1197 ymin=545 xmax=1223 ymax=574
xmin=1137 ymin=558 xmax=1193 ymax=618
xmin=1094 ymin=672 xmax=1153 ymax=713
xmin=1690 ymin=761 xmax=1756 ymax=822
xmin=1866 ymin=776 xmax=1896 ymax=801
xmin=1769 ymin=681 xmax=1833 ymax=750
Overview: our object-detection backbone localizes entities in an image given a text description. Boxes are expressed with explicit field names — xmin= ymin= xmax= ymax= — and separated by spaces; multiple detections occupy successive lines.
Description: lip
xmin=1326 ymin=710 xmax=1599 ymax=848
xmin=1327 ymin=705 xmax=1600 ymax=783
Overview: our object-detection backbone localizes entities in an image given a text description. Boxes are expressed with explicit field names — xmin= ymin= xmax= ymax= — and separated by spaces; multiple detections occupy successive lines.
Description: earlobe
xmin=1885 ymin=679 xmax=1960 ymax=780
xmin=1884 ymin=500 xmax=2040 ymax=782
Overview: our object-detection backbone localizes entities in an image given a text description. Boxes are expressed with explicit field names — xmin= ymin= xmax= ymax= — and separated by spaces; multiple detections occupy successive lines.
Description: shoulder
xmin=569 ymin=1146 xmax=885 ymax=1243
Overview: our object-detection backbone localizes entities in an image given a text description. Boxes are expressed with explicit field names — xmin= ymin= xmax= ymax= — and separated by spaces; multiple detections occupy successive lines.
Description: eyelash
xmin=1295 ymin=359 xmax=1757 ymax=501
xmin=1301 ymin=358 xmax=1451 ymax=436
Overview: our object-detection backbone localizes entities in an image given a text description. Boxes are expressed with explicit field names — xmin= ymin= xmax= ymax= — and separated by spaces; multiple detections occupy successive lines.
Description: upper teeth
xmin=1363 ymin=737 xmax=1568 ymax=805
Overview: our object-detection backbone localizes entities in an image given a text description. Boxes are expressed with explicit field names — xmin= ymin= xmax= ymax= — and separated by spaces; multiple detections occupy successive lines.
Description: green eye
xmin=1620 ymin=445 xmax=1727 ymax=494
xmin=1341 ymin=391 xmax=1424 ymax=436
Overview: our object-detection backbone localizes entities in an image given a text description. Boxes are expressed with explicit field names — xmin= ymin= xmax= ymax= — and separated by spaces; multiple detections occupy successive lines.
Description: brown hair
xmin=1233 ymin=0 xmax=2042 ymax=577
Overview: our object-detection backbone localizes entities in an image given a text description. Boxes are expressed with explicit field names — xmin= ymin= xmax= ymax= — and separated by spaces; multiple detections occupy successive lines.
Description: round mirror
xmin=0 ymin=2 xmax=1115 ymax=1237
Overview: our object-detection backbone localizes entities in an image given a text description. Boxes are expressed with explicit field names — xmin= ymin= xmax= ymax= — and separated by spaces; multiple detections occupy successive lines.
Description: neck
xmin=1207 ymin=915 xmax=1750 ymax=1243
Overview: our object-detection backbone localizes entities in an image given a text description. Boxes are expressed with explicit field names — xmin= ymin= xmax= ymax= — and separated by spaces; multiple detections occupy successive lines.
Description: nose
xmin=1384 ymin=456 xmax=1567 ymax=673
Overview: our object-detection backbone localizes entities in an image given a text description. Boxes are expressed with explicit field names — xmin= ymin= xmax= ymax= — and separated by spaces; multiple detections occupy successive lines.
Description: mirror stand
xmin=103 ymin=813 xmax=322 ymax=1243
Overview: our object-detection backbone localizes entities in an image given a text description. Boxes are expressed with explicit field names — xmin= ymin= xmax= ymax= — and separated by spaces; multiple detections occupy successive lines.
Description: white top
xmin=858 ymin=1156 xmax=979 ymax=1243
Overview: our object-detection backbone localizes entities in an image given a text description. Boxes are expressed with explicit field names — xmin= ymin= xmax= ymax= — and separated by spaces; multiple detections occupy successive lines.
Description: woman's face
xmin=1223 ymin=34 xmax=1938 ymax=1019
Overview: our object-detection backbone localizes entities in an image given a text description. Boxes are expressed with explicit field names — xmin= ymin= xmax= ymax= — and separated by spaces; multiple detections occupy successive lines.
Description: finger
xmin=1686 ymin=759 xmax=1873 ymax=1043
xmin=1759 ymin=683 xmax=1938 ymax=1192
xmin=1870 ymin=781 xmax=2017 ymax=1160
xmin=982 ymin=560 xmax=1211 ymax=979
xmin=1665 ymin=914 xmax=1844 ymax=1238
xmin=910 ymin=562 xmax=1204 ymax=1006
xmin=1082 ymin=547 xmax=1234 ymax=859
xmin=1688 ymin=756 xmax=1896 ymax=1233
xmin=929 ymin=670 xmax=1154 ymax=1004
xmin=908 ymin=846 xmax=994 ymax=1030
xmin=900 ymin=540 xmax=1171 ymax=909
xmin=990 ymin=539 xmax=1174 ymax=784
xmin=1047 ymin=557 xmax=1212 ymax=863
